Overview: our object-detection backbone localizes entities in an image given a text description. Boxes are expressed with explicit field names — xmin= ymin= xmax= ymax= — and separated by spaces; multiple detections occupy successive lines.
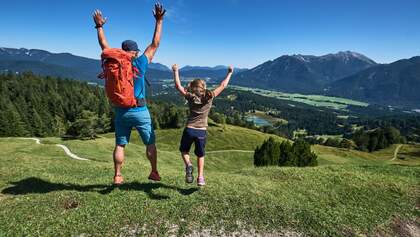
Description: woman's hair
xmin=187 ymin=79 xmax=214 ymax=101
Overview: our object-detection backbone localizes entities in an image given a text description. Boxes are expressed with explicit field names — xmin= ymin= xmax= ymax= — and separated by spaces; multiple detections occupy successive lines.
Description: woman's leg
xmin=194 ymin=130 xmax=207 ymax=178
xmin=180 ymin=128 xmax=195 ymax=183
xmin=182 ymin=152 xmax=192 ymax=166
xmin=197 ymin=156 xmax=204 ymax=178
xmin=180 ymin=128 xmax=194 ymax=166
xmin=194 ymin=130 xmax=206 ymax=185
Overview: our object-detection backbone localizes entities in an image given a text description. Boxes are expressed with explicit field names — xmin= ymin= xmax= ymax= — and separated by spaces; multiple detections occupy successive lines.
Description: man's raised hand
xmin=93 ymin=10 xmax=107 ymax=28
xmin=153 ymin=2 xmax=166 ymax=21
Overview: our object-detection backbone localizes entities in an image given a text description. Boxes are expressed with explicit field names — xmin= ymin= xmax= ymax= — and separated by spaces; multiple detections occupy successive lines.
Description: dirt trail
xmin=390 ymin=144 xmax=403 ymax=161
xmin=19 ymin=138 xmax=254 ymax=160
xmin=55 ymin=144 xmax=89 ymax=161
xmin=19 ymin=138 xmax=89 ymax=161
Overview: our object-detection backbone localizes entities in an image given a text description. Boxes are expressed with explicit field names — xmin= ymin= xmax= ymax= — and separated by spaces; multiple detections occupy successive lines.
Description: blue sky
xmin=1 ymin=0 xmax=419 ymax=68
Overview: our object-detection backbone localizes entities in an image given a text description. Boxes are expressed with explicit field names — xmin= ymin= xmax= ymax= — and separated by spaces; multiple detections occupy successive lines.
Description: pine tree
xmin=3 ymin=105 xmax=28 ymax=137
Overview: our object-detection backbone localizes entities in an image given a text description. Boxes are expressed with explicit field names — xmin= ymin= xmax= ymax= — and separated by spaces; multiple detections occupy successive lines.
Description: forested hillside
xmin=0 ymin=73 xmax=189 ymax=138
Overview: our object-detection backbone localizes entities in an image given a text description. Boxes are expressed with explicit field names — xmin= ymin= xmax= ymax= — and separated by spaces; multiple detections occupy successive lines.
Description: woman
xmin=172 ymin=64 xmax=234 ymax=186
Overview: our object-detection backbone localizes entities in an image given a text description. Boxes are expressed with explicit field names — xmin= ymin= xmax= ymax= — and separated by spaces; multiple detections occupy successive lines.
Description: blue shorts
xmin=114 ymin=108 xmax=155 ymax=146
xmin=179 ymin=128 xmax=207 ymax=157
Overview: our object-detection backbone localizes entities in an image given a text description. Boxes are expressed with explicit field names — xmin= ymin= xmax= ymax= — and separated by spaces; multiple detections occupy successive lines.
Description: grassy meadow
xmin=230 ymin=85 xmax=369 ymax=110
xmin=0 ymin=124 xmax=419 ymax=236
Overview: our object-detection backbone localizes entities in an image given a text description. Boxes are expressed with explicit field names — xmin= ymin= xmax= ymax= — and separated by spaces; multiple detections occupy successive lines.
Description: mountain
xmin=0 ymin=47 xmax=253 ymax=82
xmin=0 ymin=47 xmax=171 ymax=82
xmin=148 ymin=62 xmax=171 ymax=71
xmin=327 ymin=56 xmax=420 ymax=106
xmin=233 ymin=51 xmax=376 ymax=93
xmin=180 ymin=65 xmax=247 ymax=79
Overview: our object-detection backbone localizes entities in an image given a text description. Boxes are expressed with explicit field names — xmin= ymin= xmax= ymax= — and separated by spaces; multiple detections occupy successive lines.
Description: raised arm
xmin=172 ymin=64 xmax=187 ymax=96
xmin=144 ymin=3 xmax=166 ymax=62
xmin=213 ymin=66 xmax=234 ymax=97
xmin=93 ymin=10 xmax=110 ymax=50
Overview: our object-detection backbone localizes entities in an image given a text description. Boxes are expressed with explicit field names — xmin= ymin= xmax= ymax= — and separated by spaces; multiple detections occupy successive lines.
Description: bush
xmin=339 ymin=138 xmax=356 ymax=149
xmin=254 ymin=138 xmax=317 ymax=167
xmin=352 ymin=126 xmax=404 ymax=152
xmin=209 ymin=112 xmax=226 ymax=124
xmin=149 ymin=102 xmax=186 ymax=129
xmin=66 ymin=110 xmax=111 ymax=139
xmin=324 ymin=138 xmax=341 ymax=148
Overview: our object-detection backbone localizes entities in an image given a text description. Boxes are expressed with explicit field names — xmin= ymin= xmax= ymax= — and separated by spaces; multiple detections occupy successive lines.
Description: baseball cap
xmin=121 ymin=40 xmax=139 ymax=52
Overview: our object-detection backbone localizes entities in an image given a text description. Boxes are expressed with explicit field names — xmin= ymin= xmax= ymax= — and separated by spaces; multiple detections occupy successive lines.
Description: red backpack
xmin=99 ymin=48 xmax=139 ymax=108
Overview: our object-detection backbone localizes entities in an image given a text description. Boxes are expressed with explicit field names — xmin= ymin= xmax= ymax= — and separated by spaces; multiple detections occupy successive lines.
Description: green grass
xmin=393 ymin=144 xmax=420 ymax=166
xmin=0 ymin=125 xmax=419 ymax=236
xmin=231 ymin=85 xmax=369 ymax=110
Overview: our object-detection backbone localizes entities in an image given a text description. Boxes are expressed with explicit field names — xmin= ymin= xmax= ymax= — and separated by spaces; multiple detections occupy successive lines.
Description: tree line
xmin=0 ymin=72 xmax=112 ymax=138
xmin=0 ymin=73 xmax=188 ymax=139
xmin=254 ymin=138 xmax=318 ymax=167
xmin=304 ymin=126 xmax=405 ymax=152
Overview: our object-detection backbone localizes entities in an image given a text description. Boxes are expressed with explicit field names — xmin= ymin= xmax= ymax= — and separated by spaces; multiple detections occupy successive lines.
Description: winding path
xmin=390 ymin=144 xmax=403 ymax=161
xmin=19 ymin=138 xmax=253 ymax=161
xmin=55 ymin=144 xmax=89 ymax=161
xmin=19 ymin=138 xmax=89 ymax=161
xmin=20 ymin=137 xmax=41 ymax=144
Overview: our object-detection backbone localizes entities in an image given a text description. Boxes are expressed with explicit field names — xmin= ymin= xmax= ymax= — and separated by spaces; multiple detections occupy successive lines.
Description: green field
xmin=231 ymin=85 xmax=369 ymax=110
xmin=0 ymin=125 xmax=419 ymax=236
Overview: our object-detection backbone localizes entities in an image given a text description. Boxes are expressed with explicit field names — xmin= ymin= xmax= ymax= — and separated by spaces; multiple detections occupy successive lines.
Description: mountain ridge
xmin=0 ymin=47 xmax=173 ymax=81
xmin=233 ymin=51 xmax=377 ymax=93
xmin=326 ymin=56 xmax=420 ymax=106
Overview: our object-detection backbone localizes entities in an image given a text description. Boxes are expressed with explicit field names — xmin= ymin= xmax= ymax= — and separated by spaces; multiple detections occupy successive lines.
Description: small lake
xmin=245 ymin=115 xmax=272 ymax=127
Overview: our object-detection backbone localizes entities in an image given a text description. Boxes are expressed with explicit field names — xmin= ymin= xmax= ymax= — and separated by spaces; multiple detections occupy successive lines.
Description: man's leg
xmin=146 ymin=144 xmax=158 ymax=172
xmin=113 ymin=145 xmax=125 ymax=184
xmin=113 ymin=110 xmax=131 ymax=184
xmin=146 ymin=144 xmax=161 ymax=181
xmin=134 ymin=109 xmax=161 ymax=180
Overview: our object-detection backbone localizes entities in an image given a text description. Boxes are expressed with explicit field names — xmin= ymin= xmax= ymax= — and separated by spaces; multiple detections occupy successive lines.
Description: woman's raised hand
xmin=228 ymin=66 xmax=234 ymax=74
xmin=172 ymin=64 xmax=179 ymax=72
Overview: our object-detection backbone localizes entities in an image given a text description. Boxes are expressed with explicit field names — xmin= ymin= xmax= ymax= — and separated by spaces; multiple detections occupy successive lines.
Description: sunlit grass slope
xmin=0 ymin=125 xmax=418 ymax=236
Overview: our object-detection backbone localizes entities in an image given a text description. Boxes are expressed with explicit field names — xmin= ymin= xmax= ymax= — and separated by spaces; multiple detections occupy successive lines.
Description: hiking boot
xmin=197 ymin=176 xmax=206 ymax=186
xmin=185 ymin=165 xmax=194 ymax=183
xmin=148 ymin=171 xmax=161 ymax=182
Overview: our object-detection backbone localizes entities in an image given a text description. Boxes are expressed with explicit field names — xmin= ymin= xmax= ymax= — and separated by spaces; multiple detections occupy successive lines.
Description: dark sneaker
xmin=185 ymin=165 xmax=194 ymax=183
xmin=197 ymin=176 xmax=206 ymax=186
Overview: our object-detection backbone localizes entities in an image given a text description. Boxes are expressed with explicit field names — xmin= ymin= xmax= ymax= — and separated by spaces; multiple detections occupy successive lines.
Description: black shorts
xmin=179 ymin=128 xmax=207 ymax=157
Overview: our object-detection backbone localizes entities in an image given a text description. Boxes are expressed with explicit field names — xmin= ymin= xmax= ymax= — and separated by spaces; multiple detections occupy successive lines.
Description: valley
xmin=230 ymin=85 xmax=369 ymax=110
xmin=1 ymin=47 xmax=419 ymax=236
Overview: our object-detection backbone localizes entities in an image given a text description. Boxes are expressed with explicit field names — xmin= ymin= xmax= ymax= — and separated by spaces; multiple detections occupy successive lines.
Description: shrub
xmin=352 ymin=126 xmax=404 ymax=152
xmin=254 ymin=138 xmax=318 ymax=167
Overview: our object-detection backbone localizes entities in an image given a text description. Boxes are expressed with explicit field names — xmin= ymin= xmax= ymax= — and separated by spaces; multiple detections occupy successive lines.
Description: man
xmin=93 ymin=3 xmax=166 ymax=185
